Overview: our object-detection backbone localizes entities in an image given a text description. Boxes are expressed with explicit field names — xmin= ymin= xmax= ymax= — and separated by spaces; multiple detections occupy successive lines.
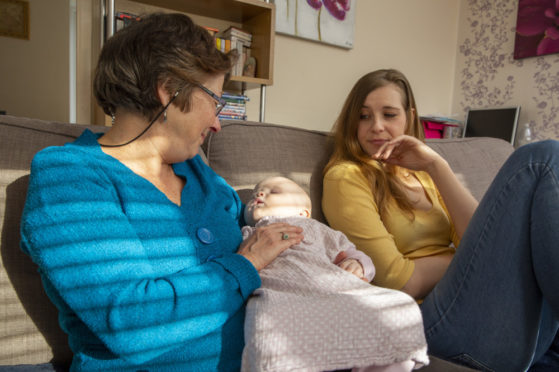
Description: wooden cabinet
xmin=77 ymin=0 xmax=275 ymax=125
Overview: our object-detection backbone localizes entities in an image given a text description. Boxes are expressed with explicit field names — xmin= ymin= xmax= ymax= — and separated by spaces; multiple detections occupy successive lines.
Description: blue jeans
xmin=419 ymin=140 xmax=559 ymax=372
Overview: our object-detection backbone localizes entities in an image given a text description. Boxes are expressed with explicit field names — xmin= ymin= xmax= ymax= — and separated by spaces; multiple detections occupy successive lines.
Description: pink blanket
xmin=241 ymin=216 xmax=429 ymax=372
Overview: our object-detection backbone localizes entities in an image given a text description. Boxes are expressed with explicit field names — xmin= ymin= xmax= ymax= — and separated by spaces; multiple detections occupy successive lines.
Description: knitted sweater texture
xmin=20 ymin=130 xmax=260 ymax=371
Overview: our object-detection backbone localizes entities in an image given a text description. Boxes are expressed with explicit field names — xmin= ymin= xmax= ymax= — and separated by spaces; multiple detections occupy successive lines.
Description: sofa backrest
xmin=204 ymin=121 xmax=515 ymax=223
xmin=0 ymin=115 xmax=107 ymax=367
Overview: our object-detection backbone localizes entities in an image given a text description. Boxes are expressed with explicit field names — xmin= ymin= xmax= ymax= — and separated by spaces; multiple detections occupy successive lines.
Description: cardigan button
xmin=206 ymin=255 xmax=218 ymax=262
xmin=196 ymin=227 xmax=214 ymax=244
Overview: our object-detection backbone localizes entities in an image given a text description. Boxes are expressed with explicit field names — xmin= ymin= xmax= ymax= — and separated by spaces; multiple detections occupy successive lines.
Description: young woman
xmin=322 ymin=69 xmax=559 ymax=371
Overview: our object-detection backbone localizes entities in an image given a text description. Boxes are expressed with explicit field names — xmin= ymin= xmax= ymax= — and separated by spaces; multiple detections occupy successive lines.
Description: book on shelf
xmin=215 ymin=38 xmax=232 ymax=53
xmin=227 ymin=36 xmax=252 ymax=76
xmin=223 ymin=101 xmax=245 ymax=108
xmin=216 ymin=27 xmax=253 ymax=77
xmin=221 ymin=107 xmax=246 ymax=114
xmin=222 ymin=92 xmax=250 ymax=101
xmin=221 ymin=26 xmax=252 ymax=44
xmin=219 ymin=113 xmax=247 ymax=121
xmin=204 ymin=26 xmax=219 ymax=37
xmin=115 ymin=12 xmax=141 ymax=32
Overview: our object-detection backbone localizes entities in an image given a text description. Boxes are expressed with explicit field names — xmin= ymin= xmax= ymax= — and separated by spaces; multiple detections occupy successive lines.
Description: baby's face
xmin=244 ymin=177 xmax=311 ymax=226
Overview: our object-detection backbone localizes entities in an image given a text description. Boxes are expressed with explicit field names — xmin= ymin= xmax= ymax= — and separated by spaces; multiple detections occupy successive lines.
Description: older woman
xmin=20 ymin=13 xmax=302 ymax=371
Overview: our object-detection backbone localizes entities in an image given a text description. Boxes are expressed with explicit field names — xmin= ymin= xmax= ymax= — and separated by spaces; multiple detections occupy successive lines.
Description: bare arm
xmin=424 ymin=157 xmax=478 ymax=238
xmin=400 ymin=254 xmax=453 ymax=299
xmin=375 ymin=135 xmax=478 ymax=239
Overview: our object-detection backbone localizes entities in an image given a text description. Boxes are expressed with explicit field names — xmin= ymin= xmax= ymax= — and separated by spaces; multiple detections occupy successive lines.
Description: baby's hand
xmin=337 ymin=258 xmax=364 ymax=280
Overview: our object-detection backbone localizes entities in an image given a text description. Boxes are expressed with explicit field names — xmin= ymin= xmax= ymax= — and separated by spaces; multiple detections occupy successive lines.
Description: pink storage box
xmin=422 ymin=120 xmax=446 ymax=138
xmin=421 ymin=120 xmax=460 ymax=139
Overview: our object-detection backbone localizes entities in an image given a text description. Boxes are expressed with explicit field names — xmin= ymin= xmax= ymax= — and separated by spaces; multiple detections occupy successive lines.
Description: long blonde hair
xmin=324 ymin=69 xmax=424 ymax=219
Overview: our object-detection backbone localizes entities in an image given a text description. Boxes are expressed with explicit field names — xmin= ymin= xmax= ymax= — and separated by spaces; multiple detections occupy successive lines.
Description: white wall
xmin=0 ymin=0 xmax=461 ymax=129
xmin=246 ymin=0 xmax=461 ymax=132
xmin=0 ymin=0 xmax=70 ymax=122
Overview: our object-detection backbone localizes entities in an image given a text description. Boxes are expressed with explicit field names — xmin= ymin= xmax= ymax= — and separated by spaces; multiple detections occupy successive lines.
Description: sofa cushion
xmin=426 ymin=137 xmax=514 ymax=201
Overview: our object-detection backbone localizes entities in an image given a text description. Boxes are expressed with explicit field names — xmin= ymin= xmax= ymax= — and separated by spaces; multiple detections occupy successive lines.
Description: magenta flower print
xmin=306 ymin=0 xmax=322 ymax=10
xmin=323 ymin=0 xmax=351 ymax=21
xmin=275 ymin=0 xmax=355 ymax=49
xmin=514 ymin=0 xmax=559 ymax=58
xmin=303 ymin=0 xmax=352 ymax=41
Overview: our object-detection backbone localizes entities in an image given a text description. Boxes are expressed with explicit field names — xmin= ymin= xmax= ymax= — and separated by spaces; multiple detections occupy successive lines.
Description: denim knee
xmin=514 ymin=140 xmax=559 ymax=164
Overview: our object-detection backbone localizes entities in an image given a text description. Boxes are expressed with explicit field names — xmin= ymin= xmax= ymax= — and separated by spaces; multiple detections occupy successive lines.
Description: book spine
xmin=218 ymin=114 xmax=247 ymax=120
xmin=224 ymin=27 xmax=253 ymax=41
xmin=223 ymin=102 xmax=245 ymax=108
xmin=222 ymin=92 xmax=250 ymax=101
xmin=221 ymin=107 xmax=246 ymax=114
xmin=235 ymin=39 xmax=244 ymax=76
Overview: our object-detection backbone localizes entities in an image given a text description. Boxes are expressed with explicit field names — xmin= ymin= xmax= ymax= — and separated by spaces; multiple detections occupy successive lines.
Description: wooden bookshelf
xmin=78 ymin=0 xmax=275 ymax=125
xmin=115 ymin=0 xmax=275 ymax=87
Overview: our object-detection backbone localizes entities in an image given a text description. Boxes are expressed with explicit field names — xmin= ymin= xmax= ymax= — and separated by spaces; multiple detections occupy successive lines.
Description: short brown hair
xmin=324 ymin=69 xmax=424 ymax=219
xmin=94 ymin=12 xmax=236 ymax=120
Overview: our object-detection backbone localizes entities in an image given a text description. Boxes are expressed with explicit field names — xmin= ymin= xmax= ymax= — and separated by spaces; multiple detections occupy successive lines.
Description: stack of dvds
xmin=219 ymin=92 xmax=249 ymax=121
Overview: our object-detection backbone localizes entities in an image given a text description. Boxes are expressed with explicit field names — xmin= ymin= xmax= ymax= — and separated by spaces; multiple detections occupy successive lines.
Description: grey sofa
xmin=0 ymin=115 xmax=514 ymax=371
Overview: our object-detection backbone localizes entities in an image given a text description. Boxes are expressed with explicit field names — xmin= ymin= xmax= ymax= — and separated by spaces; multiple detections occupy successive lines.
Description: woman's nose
xmin=210 ymin=116 xmax=221 ymax=133
xmin=370 ymin=118 xmax=384 ymax=133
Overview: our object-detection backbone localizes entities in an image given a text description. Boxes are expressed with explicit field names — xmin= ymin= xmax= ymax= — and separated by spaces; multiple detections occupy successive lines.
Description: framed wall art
xmin=273 ymin=0 xmax=355 ymax=49
xmin=514 ymin=0 xmax=559 ymax=59
xmin=0 ymin=0 xmax=29 ymax=40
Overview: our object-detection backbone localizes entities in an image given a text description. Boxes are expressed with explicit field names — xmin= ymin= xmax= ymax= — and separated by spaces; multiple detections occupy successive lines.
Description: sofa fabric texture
xmin=0 ymin=115 xmax=514 ymax=371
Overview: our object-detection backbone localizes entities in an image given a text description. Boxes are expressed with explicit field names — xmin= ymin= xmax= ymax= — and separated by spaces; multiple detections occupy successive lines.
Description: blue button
xmin=196 ymin=227 xmax=214 ymax=244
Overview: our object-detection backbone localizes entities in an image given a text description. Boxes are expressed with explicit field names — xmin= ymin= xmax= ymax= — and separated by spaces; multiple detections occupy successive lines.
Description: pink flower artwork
xmin=306 ymin=0 xmax=351 ymax=20
xmin=514 ymin=0 xmax=559 ymax=59
xmin=275 ymin=0 xmax=355 ymax=49
xmin=323 ymin=0 xmax=351 ymax=21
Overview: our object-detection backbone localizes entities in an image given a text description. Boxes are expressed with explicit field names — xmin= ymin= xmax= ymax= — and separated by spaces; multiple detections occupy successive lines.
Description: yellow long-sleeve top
xmin=323 ymin=161 xmax=460 ymax=290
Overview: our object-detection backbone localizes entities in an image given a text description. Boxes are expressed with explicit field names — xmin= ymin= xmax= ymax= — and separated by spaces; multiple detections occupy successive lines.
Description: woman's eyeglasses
xmin=197 ymin=84 xmax=227 ymax=116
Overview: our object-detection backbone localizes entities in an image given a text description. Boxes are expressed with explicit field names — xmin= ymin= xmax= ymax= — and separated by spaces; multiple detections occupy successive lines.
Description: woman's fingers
xmin=374 ymin=136 xmax=411 ymax=160
xmin=373 ymin=135 xmax=440 ymax=171
xmin=238 ymin=223 xmax=303 ymax=271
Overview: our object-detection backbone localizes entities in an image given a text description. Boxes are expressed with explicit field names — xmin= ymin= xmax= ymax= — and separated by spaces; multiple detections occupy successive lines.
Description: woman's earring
xmin=163 ymin=110 xmax=167 ymax=122
xmin=111 ymin=114 xmax=115 ymax=125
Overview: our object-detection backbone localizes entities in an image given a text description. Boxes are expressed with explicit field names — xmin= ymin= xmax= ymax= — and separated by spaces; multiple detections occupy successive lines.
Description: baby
xmin=241 ymin=176 xmax=429 ymax=372
xmin=243 ymin=176 xmax=375 ymax=281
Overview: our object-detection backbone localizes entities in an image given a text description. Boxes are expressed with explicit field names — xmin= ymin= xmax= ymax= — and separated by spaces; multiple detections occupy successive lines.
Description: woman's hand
xmin=238 ymin=223 xmax=303 ymax=271
xmin=373 ymin=135 xmax=444 ymax=173
xmin=376 ymin=135 xmax=479 ymax=239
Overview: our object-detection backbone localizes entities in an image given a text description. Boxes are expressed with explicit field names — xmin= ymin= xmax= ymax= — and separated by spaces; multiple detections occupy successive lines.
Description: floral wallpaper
xmin=455 ymin=0 xmax=559 ymax=141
